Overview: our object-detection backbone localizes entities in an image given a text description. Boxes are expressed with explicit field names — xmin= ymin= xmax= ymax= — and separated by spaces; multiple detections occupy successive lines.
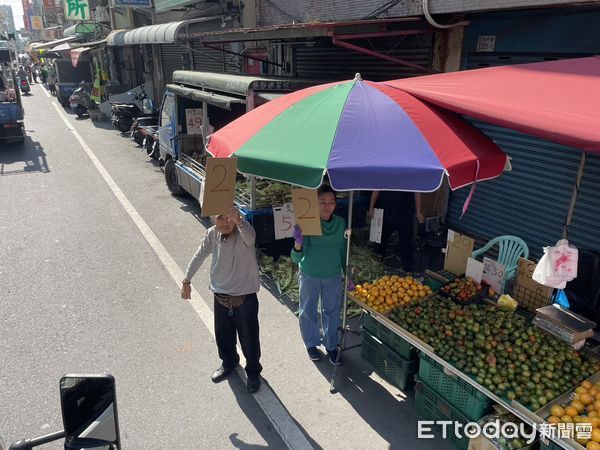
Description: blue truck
xmin=0 ymin=67 xmax=25 ymax=144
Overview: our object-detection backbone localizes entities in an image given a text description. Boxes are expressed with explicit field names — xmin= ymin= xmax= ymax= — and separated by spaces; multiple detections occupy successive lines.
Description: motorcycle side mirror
xmin=142 ymin=98 xmax=153 ymax=114
xmin=60 ymin=374 xmax=121 ymax=450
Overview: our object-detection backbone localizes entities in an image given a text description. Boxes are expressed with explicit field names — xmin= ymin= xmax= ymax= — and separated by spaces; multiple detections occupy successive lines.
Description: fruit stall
xmin=349 ymin=269 xmax=600 ymax=450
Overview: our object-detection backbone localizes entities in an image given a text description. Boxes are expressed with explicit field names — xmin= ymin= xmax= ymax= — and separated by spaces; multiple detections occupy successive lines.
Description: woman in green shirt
xmin=291 ymin=185 xmax=347 ymax=365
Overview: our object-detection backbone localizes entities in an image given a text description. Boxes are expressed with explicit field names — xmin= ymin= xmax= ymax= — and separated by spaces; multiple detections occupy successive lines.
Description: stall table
xmin=349 ymin=293 xmax=598 ymax=450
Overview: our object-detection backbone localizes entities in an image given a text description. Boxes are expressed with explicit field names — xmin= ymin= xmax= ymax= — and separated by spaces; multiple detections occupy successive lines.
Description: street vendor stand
xmin=206 ymin=72 xmax=508 ymax=385
xmin=346 ymin=56 xmax=600 ymax=450
xmin=203 ymin=57 xmax=600 ymax=450
xmin=350 ymin=291 xmax=599 ymax=450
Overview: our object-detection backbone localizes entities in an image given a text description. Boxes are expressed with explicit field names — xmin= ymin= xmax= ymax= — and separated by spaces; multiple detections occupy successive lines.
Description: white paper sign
xmin=447 ymin=229 xmax=456 ymax=242
xmin=465 ymin=257 xmax=484 ymax=284
xmin=482 ymin=257 xmax=505 ymax=293
xmin=273 ymin=203 xmax=295 ymax=240
xmin=185 ymin=108 xmax=203 ymax=135
xmin=369 ymin=208 xmax=384 ymax=244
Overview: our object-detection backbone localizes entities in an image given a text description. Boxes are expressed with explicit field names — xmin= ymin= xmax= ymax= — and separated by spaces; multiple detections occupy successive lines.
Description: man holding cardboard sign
xmin=291 ymin=186 xmax=348 ymax=365
xmin=201 ymin=157 xmax=238 ymax=217
xmin=181 ymin=206 xmax=263 ymax=393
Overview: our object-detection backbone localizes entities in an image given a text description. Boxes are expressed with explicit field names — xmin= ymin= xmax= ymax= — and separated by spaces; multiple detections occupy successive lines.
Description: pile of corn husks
xmin=350 ymin=243 xmax=388 ymax=284
xmin=238 ymin=180 xmax=293 ymax=208
xmin=257 ymin=251 xmax=299 ymax=303
xmin=256 ymin=243 xmax=389 ymax=318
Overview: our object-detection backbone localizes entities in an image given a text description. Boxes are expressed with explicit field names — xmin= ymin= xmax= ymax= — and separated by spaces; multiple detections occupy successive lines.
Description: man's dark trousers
xmin=214 ymin=292 xmax=262 ymax=375
xmin=379 ymin=217 xmax=415 ymax=271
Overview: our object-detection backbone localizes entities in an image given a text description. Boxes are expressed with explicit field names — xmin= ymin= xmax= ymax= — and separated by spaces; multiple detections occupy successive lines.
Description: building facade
xmin=0 ymin=5 xmax=16 ymax=33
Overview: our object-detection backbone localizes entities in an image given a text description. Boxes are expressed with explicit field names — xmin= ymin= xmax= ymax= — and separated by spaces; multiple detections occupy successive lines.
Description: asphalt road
xmin=0 ymin=84 xmax=455 ymax=450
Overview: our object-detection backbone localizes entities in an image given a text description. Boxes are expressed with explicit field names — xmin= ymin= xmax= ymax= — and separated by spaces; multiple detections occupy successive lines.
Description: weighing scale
xmin=533 ymin=304 xmax=596 ymax=345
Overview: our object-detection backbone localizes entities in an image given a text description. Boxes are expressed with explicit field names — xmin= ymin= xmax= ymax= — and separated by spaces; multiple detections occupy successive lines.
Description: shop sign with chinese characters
xmin=64 ymin=0 xmax=89 ymax=20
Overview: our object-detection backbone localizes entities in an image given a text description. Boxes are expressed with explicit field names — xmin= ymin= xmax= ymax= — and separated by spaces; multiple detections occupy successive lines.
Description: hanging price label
xmin=273 ymin=203 xmax=295 ymax=240
xmin=185 ymin=108 xmax=203 ymax=135
xmin=369 ymin=208 xmax=383 ymax=243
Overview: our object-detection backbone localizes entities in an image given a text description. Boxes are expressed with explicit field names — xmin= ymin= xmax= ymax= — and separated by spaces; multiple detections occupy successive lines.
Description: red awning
xmin=384 ymin=56 xmax=600 ymax=152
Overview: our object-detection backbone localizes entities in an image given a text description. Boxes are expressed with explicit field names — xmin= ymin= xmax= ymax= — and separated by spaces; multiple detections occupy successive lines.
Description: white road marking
xmin=39 ymin=84 xmax=51 ymax=98
xmin=50 ymin=102 xmax=313 ymax=450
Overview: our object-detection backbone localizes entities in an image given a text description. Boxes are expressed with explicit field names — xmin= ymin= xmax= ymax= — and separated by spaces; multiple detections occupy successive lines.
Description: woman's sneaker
xmin=307 ymin=347 xmax=320 ymax=361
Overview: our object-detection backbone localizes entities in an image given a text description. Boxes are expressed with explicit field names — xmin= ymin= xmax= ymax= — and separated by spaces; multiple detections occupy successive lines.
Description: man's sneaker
xmin=307 ymin=347 xmax=320 ymax=361
xmin=327 ymin=349 xmax=341 ymax=366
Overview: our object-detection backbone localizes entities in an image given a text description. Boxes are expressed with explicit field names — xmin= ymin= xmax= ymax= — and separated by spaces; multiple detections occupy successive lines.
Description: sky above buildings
xmin=1 ymin=0 xmax=24 ymax=29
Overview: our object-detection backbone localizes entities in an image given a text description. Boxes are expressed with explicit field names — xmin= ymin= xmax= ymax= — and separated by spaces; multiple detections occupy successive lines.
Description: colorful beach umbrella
xmin=207 ymin=74 xmax=508 ymax=192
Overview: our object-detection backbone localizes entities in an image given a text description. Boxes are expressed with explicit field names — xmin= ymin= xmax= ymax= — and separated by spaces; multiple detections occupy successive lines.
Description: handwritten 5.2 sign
xmin=291 ymin=188 xmax=321 ymax=236
xmin=201 ymin=157 xmax=237 ymax=216
xmin=273 ymin=203 xmax=295 ymax=240
xmin=185 ymin=109 xmax=203 ymax=135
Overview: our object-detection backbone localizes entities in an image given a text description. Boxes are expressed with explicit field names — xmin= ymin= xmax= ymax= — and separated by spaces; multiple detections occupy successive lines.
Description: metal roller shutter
xmin=161 ymin=43 xmax=187 ymax=84
xmin=568 ymin=153 xmax=600 ymax=250
xmin=448 ymin=122 xmax=583 ymax=259
xmin=294 ymin=34 xmax=433 ymax=81
xmin=448 ymin=53 xmax=592 ymax=259
xmin=192 ymin=41 xmax=240 ymax=74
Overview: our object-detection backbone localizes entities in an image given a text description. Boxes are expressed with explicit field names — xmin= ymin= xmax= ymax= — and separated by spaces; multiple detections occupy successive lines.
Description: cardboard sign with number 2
xmin=292 ymin=188 xmax=321 ymax=236
xmin=201 ymin=157 xmax=237 ymax=216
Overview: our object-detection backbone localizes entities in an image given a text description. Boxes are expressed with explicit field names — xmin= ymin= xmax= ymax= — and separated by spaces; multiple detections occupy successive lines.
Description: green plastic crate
xmin=414 ymin=378 xmax=470 ymax=450
xmin=418 ymin=353 xmax=492 ymax=422
xmin=362 ymin=314 xmax=417 ymax=360
xmin=538 ymin=440 xmax=563 ymax=450
xmin=423 ymin=276 xmax=444 ymax=291
xmin=361 ymin=331 xmax=418 ymax=391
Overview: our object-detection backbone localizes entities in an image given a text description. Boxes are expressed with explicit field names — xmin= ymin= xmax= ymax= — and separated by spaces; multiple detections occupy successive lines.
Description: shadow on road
xmin=226 ymin=376 xmax=323 ymax=450
xmin=0 ymin=135 xmax=50 ymax=175
xmin=309 ymin=316 xmax=435 ymax=449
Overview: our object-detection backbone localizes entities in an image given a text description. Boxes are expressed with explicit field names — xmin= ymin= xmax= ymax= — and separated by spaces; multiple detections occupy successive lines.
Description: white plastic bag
xmin=532 ymin=240 xmax=578 ymax=289
xmin=549 ymin=239 xmax=578 ymax=282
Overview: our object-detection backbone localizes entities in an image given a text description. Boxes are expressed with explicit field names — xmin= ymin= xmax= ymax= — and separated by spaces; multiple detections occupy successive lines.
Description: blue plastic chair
xmin=472 ymin=235 xmax=529 ymax=281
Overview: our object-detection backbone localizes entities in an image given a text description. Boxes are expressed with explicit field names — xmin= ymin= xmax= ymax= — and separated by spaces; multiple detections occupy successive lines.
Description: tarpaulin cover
xmin=384 ymin=56 xmax=600 ymax=152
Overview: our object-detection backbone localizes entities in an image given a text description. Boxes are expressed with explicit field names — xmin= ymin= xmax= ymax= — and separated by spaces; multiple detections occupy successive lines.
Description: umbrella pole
xmin=330 ymin=191 xmax=361 ymax=393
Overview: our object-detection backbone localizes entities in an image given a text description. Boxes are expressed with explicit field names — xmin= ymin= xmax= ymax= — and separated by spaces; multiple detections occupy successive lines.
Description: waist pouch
xmin=215 ymin=293 xmax=246 ymax=309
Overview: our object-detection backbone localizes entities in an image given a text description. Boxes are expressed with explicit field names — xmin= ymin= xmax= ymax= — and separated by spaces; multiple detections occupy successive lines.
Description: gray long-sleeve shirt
xmin=184 ymin=221 xmax=260 ymax=296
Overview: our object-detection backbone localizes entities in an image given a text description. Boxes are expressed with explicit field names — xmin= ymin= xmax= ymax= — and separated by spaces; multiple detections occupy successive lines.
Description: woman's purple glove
xmin=293 ymin=225 xmax=304 ymax=247
xmin=347 ymin=277 xmax=355 ymax=292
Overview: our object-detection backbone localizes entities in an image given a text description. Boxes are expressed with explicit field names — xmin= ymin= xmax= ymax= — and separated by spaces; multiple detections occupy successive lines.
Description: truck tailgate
xmin=0 ymin=103 xmax=24 ymax=122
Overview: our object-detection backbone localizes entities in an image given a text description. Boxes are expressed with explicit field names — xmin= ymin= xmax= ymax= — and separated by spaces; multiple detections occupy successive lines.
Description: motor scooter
xmin=4 ymin=374 xmax=121 ymax=450
xmin=69 ymin=82 xmax=96 ymax=118
xmin=131 ymin=116 xmax=158 ymax=146
xmin=18 ymin=78 xmax=30 ymax=95
xmin=142 ymin=125 xmax=160 ymax=160
xmin=110 ymin=86 xmax=157 ymax=133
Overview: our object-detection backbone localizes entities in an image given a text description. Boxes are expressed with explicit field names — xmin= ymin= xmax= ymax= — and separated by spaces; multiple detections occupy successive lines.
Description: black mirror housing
xmin=60 ymin=374 xmax=121 ymax=450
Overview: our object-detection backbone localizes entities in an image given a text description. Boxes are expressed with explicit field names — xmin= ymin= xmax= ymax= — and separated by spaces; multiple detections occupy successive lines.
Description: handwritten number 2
xmin=210 ymin=164 xmax=229 ymax=193
xmin=297 ymin=197 xmax=316 ymax=219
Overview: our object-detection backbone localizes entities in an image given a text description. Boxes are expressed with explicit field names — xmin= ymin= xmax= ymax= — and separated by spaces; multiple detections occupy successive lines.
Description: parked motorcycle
xmin=18 ymin=78 xmax=30 ymax=95
xmin=4 ymin=373 xmax=121 ymax=450
xmin=142 ymin=125 xmax=160 ymax=160
xmin=110 ymin=86 xmax=157 ymax=133
xmin=131 ymin=116 xmax=158 ymax=146
xmin=69 ymin=82 xmax=96 ymax=118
